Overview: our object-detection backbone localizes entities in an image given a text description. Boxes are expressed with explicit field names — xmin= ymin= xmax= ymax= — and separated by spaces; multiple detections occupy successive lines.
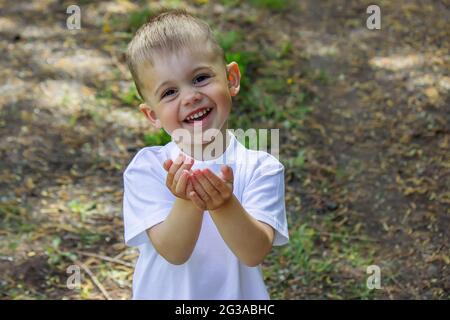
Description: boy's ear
xmin=226 ymin=62 xmax=241 ymax=97
xmin=139 ymin=104 xmax=161 ymax=129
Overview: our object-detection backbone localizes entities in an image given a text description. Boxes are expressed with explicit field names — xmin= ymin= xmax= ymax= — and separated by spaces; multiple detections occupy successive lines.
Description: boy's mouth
xmin=183 ymin=107 xmax=213 ymax=123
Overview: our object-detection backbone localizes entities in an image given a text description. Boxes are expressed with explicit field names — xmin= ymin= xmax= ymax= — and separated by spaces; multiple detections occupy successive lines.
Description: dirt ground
xmin=0 ymin=0 xmax=448 ymax=299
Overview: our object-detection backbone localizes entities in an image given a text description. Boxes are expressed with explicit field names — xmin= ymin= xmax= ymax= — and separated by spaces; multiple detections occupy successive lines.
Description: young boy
xmin=123 ymin=9 xmax=289 ymax=300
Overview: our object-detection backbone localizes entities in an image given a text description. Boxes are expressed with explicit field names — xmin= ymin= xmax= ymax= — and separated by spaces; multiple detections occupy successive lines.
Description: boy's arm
xmin=147 ymin=198 xmax=203 ymax=265
xmin=209 ymin=195 xmax=274 ymax=267
xmin=188 ymin=167 xmax=275 ymax=267
xmin=146 ymin=154 xmax=203 ymax=265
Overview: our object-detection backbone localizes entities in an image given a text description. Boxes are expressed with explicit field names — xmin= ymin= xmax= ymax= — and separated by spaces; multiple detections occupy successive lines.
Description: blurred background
xmin=0 ymin=0 xmax=448 ymax=299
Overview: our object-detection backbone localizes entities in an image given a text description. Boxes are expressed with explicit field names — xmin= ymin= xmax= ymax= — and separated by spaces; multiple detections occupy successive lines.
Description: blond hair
xmin=126 ymin=9 xmax=226 ymax=101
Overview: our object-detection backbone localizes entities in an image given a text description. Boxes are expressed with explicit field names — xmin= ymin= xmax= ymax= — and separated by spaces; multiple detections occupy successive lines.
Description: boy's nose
xmin=181 ymin=88 xmax=202 ymax=107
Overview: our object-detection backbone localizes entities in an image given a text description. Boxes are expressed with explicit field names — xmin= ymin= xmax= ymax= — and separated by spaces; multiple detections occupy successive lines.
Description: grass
xmin=120 ymin=83 xmax=142 ymax=106
xmin=127 ymin=7 xmax=152 ymax=33
xmin=216 ymin=30 xmax=262 ymax=89
xmin=263 ymin=217 xmax=381 ymax=299
xmin=218 ymin=0 xmax=290 ymax=10
xmin=45 ymin=236 xmax=77 ymax=266
xmin=143 ymin=129 xmax=172 ymax=146
xmin=315 ymin=69 xmax=331 ymax=85
xmin=95 ymin=86 xmax=114 ymax=108
xmin=249 ymin=0 xmax=290 ymax=11
xmin=286 ymin=149 xmax=305 ymax=168
xmin=277 ymin=40 xmax=293 ymax=59
xmin=0 ymin=201 xmax=36 ymax=233
xmin=68 ymin=200 xmax=97 ymax=222
xmin=214 ymin=29 xmax=315 ymax=131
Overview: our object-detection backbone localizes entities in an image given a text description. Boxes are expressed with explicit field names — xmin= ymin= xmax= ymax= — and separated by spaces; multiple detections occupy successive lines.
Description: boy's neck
xmin=176 ymin=124 xmax=230 ymax=161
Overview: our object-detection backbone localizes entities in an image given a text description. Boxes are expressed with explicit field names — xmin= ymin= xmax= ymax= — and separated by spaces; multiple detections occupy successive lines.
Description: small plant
xmin=120 ymin=83 xmax=142 ymax=106
xmin=281 ymin=223 xmax=315 ymax=271
xmin=128 ymin=7 xmax=152 ymax=33
xmin=0 ymin=202 xmax=35 ymax=233
xmin=287 ymin=149 xmax=305 ymax=168
xmin=143 ymin=129 xmax=172 ymax=146
xmin=216 ymin=30 xmax=239 ymax=52
xmin=219 ymin=0 xmax=242 ymax=7
xmin=278 ymin=40 xmax=293 ymax=58
xmin=249 ymin=0 xmax=288 ymax=10
xmin=45 ymin=236 xmax=77 ymax=266
xmin=216 ymin=31 xmax=262 ymax=90
xmin=68 ymin=200 xmax=96 ymax=222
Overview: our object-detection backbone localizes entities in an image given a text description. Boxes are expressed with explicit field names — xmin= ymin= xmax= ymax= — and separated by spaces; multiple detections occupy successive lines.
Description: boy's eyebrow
xmin=154 ymin=65 xmax=214 ymax=96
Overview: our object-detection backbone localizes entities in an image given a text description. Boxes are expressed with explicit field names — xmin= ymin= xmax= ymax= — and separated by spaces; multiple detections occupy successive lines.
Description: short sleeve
xmin=123 ymin=148 xmax=174 ymax=247
xmin=241 ymin=156 xmax=289 ymax=246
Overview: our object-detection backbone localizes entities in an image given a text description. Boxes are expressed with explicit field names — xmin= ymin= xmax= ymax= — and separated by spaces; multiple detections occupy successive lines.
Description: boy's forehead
xmin=140 ymin=48 xmax=223 ymax=90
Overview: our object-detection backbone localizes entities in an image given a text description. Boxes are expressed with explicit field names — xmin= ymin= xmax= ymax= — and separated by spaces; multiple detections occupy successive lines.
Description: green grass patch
xmin=143 ymin=129 xmax=172 ymax=146
xmin=68 ymin=200 xmax=97 ymax=222
xmin=45 ymin=236 xmax=77 ymax=266
xmin=249 ymin=0 xmax=290 ymax=11
xmin=264 ymin=219 xmax=380 ymax=299
xmin=0 ymin=201 xmax=35 ymax=233
xmin=127 ymin=7 xmax=152 ymax=33
xmin=120 ymin=83 xmax=142 ymax=106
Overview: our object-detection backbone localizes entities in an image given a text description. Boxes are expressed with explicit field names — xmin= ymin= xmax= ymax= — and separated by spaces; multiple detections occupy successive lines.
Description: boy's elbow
xmin=147 ymin=228 xmax=192 ymax=265
xmin=243 ymin=260 xmax=261 ymax=268
xmin=242 ymin=239 xmax=273 ymax=267
xmin=156 ymin=246 xmax=192 ymax=265
xmin=165 ymin=254 xmax=190 ymax=265
xmin=242 ymin=254 xmax=266 ymax=267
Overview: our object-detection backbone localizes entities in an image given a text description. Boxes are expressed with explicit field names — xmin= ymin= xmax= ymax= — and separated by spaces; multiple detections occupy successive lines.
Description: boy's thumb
xmin=163 ymin=159 xmax=172 ymax=171
xmin=220 ymin=165 xmax=233 ymax=182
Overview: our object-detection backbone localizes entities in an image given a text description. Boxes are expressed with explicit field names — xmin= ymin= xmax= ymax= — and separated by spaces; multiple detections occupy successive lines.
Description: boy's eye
xmin=160 ymin=74 xmax=211 ymax=99
xmin=194 ymin=74 xmax=211 ymax=84
xmin=161 ymin=88 xmax=176 ymax=99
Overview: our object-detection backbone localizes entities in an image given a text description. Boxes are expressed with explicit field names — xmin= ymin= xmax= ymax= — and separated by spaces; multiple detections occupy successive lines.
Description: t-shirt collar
xmin=167 ymin=129 xmax=237 ymax=165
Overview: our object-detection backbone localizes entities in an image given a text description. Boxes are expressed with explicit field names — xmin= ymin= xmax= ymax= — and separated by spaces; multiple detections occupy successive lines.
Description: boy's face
xmin=138 ymin=47 xmax=240 ymax=143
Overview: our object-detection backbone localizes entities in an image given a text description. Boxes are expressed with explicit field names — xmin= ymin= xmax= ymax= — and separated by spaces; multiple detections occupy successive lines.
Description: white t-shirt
xmin=123 ymin=130 xmax=289 ymax=300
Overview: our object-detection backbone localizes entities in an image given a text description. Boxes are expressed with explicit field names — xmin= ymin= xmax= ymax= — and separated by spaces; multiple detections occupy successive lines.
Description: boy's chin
xmin=171 ymin=121 xmax=225 ymax=146
xmin=191 ymin=133 xmax=217 ymax=145
xmin=171 ymin=129 xmax=215 ymax=145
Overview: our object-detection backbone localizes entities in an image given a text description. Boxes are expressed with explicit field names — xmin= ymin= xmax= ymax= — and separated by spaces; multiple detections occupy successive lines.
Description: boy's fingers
xmin=194 ymin=171 xmax=220 ymax=199
xmin=173 ymin=160 xmax=194 ymax=182
xmin=189 ymin=191 xmax=206 ymax=210
xmin=203 ymin=169 xmax=229 ymax=195
xmin=190 ymin=175 xmax=210 ymax=203
xmin=183 ymin=156 xmax=194 ymax=166
xmin=175 ymin=170 xmax=189 ymax=194
xmin=163 ymin=159 xmax=173 ymax=172
xmin=167 ymin=154 xmax=184 ymax=186
xmin=166 ymin=171 xmax=174 ymax=188
xmin=186 ymin=180 xmax=194 ymax=195
xmin=220 ymin=165 xmax=234 ymax=183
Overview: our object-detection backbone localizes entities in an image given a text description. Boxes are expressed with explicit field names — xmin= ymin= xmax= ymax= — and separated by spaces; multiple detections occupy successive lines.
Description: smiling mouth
xmin=183 ymin=107 xmax=212 ymax=123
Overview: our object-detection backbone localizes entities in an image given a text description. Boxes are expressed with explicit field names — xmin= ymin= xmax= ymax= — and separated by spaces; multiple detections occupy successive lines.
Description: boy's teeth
xmin=186 ymin=108 xmax=211 ymax=121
